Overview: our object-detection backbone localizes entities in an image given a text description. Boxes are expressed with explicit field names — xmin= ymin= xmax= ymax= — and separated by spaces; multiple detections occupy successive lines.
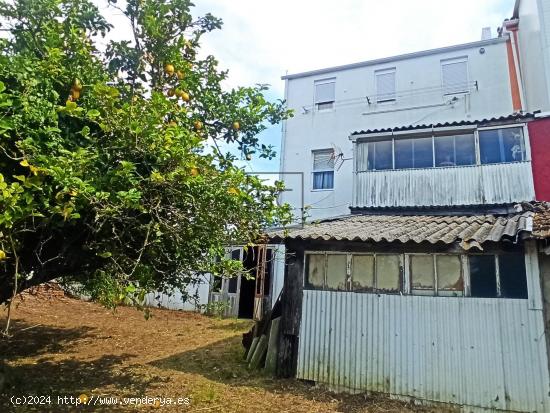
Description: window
xmin=314 ymin=78 xmax=335 ymax=111
xmin=394 ymin=136 xmax=433 ymax=169
xmin=434 ymin=133 xmax=476 ymax=167
xmin=410 ymin=255 xmax=435 ymax=294
xmin=469 ymin=254 xmax=528 ymax=298
xmin=312 ymin=149 xmax=334 ymax=190
xmin=479 ymin=127 xmax=526 ymax=164
xmin=375 ymin=254 xmax=401 ymax=292
xmin=350 ymin=254 xmax=400 ymax=292
xmin=376 ymin=68 xmax=396 ymax=103
xmin=326 ymin=254 xmax=347 ymax=290
xmin=351 ymin=255 xmax=375 ymax=291
xmin=441 ymin=57 xmax=469 ymax=95
xmin=367 ymin=140 xmax=393 ymax=170
xmin=305 ymin=254 xmax=325 ymax=289
xmin=409 ymin=254 xmax=463 ymax=296
xmin=305 ymin=253 xmax=347 ymax=290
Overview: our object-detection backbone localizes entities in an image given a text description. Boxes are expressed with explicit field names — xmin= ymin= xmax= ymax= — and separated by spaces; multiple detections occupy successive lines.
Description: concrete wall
xmin=516 ymin=0 xmax=550 ymax=112
xmin=281 ymin=39 xmax=514 ymax=220
xmin=145 ymin=273 xmax=211 ymax=311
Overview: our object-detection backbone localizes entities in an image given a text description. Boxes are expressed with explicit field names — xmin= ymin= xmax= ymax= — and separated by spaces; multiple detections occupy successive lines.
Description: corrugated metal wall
xmin=297 ymin=290 xmax=550 ymax=411
xmin=354 ymin=155 xmax=535 ymax=207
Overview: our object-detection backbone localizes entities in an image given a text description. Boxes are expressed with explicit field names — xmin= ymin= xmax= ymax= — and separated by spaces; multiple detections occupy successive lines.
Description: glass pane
xmin=437 ymin=255 xmax=463 ymax=293
xmin=499 ymin=254 xmax=528 ymax=299
xmin=479 ymin=129 xmax=502 ymax=164
xmin=376 ymin=255 xmax=400 ymax=292
xmin=228 ymin=276 xmax=238 ymax=294
xmin=435 ymin=134 xmax=475 ymax=167
xmin=306 ymin=254 xmax=325 ymax=289
xmin=313 ymin=171 xmax=334 ymax=190
xmin=313 ymin=150 xmax=334 ymax=171
xmin=326 ymin=254 xmax=347 ymax=290
xmin=368 ymin=140 xmax=393 ymax=170
xmin=410 ymin=255 xmax=435 ymax=292
xmin=413 ymin=137 xmax=433 ymax=168
xmin=455 ymin=134 xmax=476 ymax=165
xmin=469 ymin=255 xmax=497 ymax=298
xmin=352 ymin=255 xmax=375 ymax=291
xmin=394 ymin=139 xmax=413 ymax=169
xmin=435 ymin=135 xmax=455 ymax=167
xmin=479 ymin=128 xmax=524 ymax=164
xmin=501 ymin=127 xmax=525 ymax=162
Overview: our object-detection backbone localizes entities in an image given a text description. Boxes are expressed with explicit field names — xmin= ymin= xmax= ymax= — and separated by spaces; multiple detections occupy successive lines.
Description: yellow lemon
xmin=164 ymin=64 xmax=175 ymax=75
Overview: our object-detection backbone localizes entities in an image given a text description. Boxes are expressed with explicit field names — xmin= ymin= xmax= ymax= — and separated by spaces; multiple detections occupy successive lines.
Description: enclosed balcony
xmin=352 ymin=123 xmax=536 ymax=208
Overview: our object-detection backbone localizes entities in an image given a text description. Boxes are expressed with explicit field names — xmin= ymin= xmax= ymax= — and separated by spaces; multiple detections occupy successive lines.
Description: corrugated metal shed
xmin=350 ymin=113 xmax=536 ymax=137
xmin=270 ymin=213 xmax=533 ymax=249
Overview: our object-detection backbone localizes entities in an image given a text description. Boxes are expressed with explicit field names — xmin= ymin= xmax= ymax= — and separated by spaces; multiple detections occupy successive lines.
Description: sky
xmin=95 ymin=0 xmax=515 ymax=174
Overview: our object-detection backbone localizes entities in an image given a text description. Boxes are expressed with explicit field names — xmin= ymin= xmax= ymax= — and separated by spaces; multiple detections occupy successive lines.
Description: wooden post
xmin=276 ymin=240 xmax=304 ymax=378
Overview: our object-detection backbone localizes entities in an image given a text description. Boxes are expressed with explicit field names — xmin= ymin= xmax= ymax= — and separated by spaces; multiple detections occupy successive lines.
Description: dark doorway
xmin=238 ymin=248 xmax=257 ymax=319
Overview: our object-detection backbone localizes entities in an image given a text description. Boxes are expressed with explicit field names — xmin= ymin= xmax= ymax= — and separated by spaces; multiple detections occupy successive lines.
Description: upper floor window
xmin=375 ymin=68 xmax=396 ymax=103
xmin=434 ymin=133 xmax=476 ymax=167
xmin=361 ymin=127 xmax=527 ymax=172
xmin=314 ymin=78 xmax=335 ymax=111
xmin=479 ymin=127 xmax=526 ymax=164
xmin=312 ymin=149 xmax=334 ymax=190
xmin=441 ymin=57 xmax=469 ymax=95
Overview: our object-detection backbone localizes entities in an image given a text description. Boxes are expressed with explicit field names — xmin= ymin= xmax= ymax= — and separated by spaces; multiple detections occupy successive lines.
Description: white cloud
xmin=193 ymin=0 xmax=513 ymax=96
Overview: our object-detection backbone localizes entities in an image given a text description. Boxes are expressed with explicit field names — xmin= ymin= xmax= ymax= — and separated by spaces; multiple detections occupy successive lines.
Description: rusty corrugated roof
xmin=532 ymin=202 xmax=550 ymax=238
xmin=270 ymin=213 xmax=534 ymax=250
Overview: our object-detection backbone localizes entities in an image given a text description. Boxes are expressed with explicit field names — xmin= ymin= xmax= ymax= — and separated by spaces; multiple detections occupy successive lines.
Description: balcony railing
xmin=353 ymin=161 xmax=535 ymax=208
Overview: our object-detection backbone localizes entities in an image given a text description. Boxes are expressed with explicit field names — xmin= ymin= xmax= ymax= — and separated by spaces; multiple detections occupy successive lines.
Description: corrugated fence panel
xmin=297 ymin=291 xmax=550 ymax=412
xmin=354 ymin=159 xmax=535 ymax=207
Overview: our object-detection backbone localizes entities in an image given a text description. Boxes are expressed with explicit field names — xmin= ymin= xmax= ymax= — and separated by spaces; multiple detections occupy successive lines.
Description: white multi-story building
xmin=280 ymin=34 xmax=524 ymax=219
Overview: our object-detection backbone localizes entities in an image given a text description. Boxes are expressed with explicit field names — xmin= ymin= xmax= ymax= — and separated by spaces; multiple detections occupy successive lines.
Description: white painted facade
xmin=280 ymin=37 xmax=516 ymax=220
xmin=515 ymin=0 xmax=550 ymax=112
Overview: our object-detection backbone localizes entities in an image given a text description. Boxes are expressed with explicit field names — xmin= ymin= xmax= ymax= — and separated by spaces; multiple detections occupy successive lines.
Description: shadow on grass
xmin=206 ymin=319 xmax=253 ymax=332
xmin=150 ymin=336 xmax=452 ymax=413
xmin=0 ymin=322 xmax=153 ymax=412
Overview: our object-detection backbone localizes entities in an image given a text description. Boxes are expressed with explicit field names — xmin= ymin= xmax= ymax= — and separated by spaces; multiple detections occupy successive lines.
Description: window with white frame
xmin=304 ymin=251 xmax=528 ymax=299
xmin=314 ymin=78 xmax=335 ymax=111
xmin=312 ymin=149 xmax=334 ymax=190
xmin=441 ymin=57 xmax=469 ymax=95
xmin=375 ymin=68 xmax=396 ymax=103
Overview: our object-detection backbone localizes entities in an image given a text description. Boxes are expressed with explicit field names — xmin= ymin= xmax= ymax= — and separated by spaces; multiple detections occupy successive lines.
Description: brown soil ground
xmin=0 ymin=287 xmax=452 ymax=412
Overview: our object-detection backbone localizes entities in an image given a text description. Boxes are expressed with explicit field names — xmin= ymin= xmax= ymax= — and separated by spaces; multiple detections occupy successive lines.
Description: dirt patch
xmin=1 ymin=292 xmax=450 ymax=412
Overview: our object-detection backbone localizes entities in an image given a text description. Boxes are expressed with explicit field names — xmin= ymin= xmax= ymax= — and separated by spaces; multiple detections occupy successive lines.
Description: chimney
xmin=481 ymin=27 xmax=492 ymax=40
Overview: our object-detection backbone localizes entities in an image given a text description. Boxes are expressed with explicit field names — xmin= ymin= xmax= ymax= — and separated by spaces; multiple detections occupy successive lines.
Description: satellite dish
xmin=330 ymin=142 xmax=351 ymax=171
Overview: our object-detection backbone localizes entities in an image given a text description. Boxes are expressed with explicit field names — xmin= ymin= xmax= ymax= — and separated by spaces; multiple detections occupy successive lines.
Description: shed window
xmin=376 ymin=254 xmax=401 ymax=292
xmin=434 ymin=134 xmax=476 ymax=167
xmin=351 ymin=254 xmax=375 ymax=291
xmin=326 ymin=254 xmax=347 ymax=290
xmin=306 ymin=254 xmax=325 ymax=289
xmin=314 ymin=78 xmax=335 ymax=111
xmin=436 ymin=255 xmax=463 ymax=295
xmin=410 ymin=255 xmax=435 ymax=294
xmin=312 ymin=149 xmax=334 ymax=190
xmin=441 ymin=58 xmax=468 ymax=95
xmin=394 ymin=137 xmax=433 ymax=169
xmin=469 ymin=254 xmax=527 ymax=298
xmin=479 ymin=127 xmax=526 ymax=164
xmin=367 ymin=140 xmax=393 ymax=170
xmin=498 ymin=254 xmax=528 ymax=299
xmin=376 ymin=68 xmax=396 ymax=103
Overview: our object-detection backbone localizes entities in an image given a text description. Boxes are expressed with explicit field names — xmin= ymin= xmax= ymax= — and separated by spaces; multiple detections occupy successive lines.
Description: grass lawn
xmin=0 ymin=288 xmax=448 ymax=412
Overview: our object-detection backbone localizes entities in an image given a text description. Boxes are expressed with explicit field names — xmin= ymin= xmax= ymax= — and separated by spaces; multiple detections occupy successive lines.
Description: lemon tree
xmin=0 ymin=0 xmax=292 ymax=308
